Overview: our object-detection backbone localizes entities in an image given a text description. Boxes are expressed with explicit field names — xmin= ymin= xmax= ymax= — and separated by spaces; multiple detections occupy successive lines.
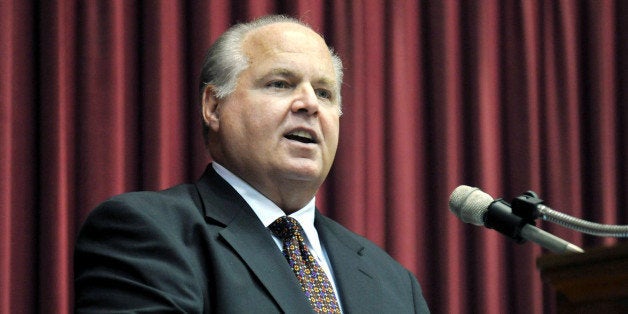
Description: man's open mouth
xmin=285 ymin=130 xmax=317 ymax=144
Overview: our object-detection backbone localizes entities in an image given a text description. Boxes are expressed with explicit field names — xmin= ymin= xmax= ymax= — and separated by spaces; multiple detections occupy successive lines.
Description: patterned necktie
xmin=269 ymin=216 xmax=341 ymax=313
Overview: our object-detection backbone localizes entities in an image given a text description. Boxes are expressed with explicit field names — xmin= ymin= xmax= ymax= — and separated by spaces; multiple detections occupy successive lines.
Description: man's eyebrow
xmin=260 ymin=68 xmax=298 ymax=80
xmin=314 ymin=77 xmax=336 ymax=88
xmin=257 ymin=68 xmax=337 ymax=88
xmin=254 ymin=68 xmax=296 ymax=86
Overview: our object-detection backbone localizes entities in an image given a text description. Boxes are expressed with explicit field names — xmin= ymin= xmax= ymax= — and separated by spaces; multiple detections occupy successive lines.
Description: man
xmin=74 ymin=15 xmax=430 ymax=313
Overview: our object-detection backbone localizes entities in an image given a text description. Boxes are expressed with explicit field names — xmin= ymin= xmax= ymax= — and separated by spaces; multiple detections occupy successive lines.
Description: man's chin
xmin=279 ymin=161 xmax=326 ymax=182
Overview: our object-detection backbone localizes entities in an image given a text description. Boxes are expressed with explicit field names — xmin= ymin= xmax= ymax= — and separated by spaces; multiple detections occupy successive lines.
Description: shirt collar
xmin=212 ymin=162 xmax=318 ymax=238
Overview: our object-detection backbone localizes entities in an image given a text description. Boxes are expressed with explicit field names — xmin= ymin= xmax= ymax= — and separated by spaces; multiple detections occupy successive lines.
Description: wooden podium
xmin=537 ymin=242 xmax=628 ymax=313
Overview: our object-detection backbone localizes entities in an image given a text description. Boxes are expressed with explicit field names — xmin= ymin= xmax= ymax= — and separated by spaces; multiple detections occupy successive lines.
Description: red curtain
xmin=2 ymin=1 xmax=627 ymax=313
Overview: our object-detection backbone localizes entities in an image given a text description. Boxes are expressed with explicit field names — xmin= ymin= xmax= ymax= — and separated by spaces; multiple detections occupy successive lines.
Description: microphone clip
xmin=511 ymin=191 xmax=544 ymax=224
xmin=484 ymin=191 xmax=544 ymax=244
xmin=484 ymin=199 xmax=528 ymax=243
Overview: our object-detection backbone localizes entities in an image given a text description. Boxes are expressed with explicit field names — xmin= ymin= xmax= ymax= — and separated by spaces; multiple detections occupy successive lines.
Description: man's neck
xmin=211 ymin=162 xmax=317 ymax=214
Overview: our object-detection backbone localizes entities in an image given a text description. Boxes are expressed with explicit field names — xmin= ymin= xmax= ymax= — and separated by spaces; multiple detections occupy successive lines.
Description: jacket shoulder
xmin=94 ymin=183 xmax=200 ymax=216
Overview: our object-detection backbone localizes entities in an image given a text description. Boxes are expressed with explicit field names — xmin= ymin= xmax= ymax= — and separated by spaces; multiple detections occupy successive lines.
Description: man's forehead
xmin=243 ymin=22 xmax=329 ymax=55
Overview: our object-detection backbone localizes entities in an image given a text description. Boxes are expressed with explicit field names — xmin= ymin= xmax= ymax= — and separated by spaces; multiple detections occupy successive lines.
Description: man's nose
xmin=291 ymin=84 xmax=319 ymax=115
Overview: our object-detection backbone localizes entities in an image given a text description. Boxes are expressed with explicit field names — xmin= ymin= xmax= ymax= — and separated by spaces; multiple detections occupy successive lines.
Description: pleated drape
xmin=2 ymin=1 xmax=627 ymax=313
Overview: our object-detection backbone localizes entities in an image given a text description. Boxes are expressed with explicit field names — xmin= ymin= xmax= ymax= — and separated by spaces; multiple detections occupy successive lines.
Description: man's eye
xmin=267 ymin=81 xmax=290 ymax=89
xmin=315 ymin=89 xmax=332 ymax=100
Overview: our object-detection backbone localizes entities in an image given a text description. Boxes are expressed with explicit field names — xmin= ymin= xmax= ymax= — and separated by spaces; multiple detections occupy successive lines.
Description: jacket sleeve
xmin=74 ymin=194 xmax=208 ymax=313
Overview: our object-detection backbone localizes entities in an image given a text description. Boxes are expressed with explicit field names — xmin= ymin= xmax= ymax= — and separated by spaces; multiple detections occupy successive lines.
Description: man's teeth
xmin=288 ymin=130 xmax=313 ymax=140
xmin=285 ymin=130 xmax=315 ymax=143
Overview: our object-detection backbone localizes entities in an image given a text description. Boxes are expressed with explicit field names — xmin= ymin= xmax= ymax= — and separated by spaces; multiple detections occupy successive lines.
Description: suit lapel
xmin=316 ymin=213 xmax=383 ymax=313
xmin=195 ymin=165 xmax=313 ymax=313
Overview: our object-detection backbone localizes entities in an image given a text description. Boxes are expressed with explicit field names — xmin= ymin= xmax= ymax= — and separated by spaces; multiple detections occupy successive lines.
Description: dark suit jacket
xmin=74 ymin=165 xmax=430 ymax=313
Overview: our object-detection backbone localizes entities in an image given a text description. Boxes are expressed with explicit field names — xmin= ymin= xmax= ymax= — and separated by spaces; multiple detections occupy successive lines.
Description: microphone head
xmin=449 ymin=185 xmax=494 ymax=226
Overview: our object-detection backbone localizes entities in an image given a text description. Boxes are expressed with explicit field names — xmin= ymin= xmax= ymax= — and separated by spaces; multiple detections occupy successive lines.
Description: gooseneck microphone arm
xmin=507 ymin=189 xmax=628 ymax=238
xmin=536 ymin=205 xmax=628 ymax=237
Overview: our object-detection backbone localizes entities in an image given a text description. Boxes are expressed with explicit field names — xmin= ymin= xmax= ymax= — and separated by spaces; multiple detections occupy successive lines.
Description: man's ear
xmin=201 ymin=85 xmax=221 ymax=132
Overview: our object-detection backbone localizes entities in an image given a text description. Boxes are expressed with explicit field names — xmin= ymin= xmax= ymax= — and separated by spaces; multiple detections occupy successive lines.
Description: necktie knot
xmin=269 ymin=216 xmax=302 ymax=241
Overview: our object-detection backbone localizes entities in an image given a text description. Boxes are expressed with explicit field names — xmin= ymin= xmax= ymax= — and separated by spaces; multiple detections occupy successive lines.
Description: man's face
xmin=204 ymin=23 xmax=341 ymax=203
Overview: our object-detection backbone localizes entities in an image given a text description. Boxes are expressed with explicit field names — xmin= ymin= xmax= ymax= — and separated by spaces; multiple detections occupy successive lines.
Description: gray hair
xmin=198 ymin=15 xmax=344 ymax=143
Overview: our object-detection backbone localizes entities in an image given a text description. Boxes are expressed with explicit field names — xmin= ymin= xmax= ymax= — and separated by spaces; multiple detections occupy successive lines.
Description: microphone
xmin=449 ymin=185 xmax=584 ymax=254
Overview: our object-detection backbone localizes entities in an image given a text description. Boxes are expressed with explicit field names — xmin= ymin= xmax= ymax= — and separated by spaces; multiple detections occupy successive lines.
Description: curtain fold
xmin=2 ymin=1 xmax=627 ymax=313
xmin=1 ymin=0 xmax=37 ymax=312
